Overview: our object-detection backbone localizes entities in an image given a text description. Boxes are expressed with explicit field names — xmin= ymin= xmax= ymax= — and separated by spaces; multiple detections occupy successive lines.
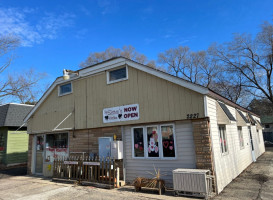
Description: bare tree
xmin=0 ymin=35 xmax=47 ymax=104
xmin=80 ymin=45 xmax=155 ymax=68
xmin=158 ymin=46 xmax=220 ymax=87
xmin=209 ymin=21 xmax=273 ymax=104
xmin=158 ymin=46 xmax=190 ymax=77
xmin=0 ymin=35 xmax=20 ymax=73
xmin=2 ymin=69 xmax=47 ymax=104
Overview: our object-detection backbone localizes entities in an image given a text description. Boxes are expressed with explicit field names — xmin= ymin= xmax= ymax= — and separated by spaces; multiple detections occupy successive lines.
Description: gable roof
xmin=24 ymin=56 xmax=260 ymax=122
xmin=24 ymin=57 xmax=209 ymax=122
xmin=0 ymin=103 xmax=34 ymax=127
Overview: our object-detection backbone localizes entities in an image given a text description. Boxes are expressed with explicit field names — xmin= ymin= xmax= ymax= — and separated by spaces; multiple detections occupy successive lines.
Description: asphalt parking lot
xmin=0 ymin=148 xmax=272 ymax=200
xmin=214 ymin=147 xmax=273 ymax=200
xmin=0 ymin=169 xmax=191 ymax=200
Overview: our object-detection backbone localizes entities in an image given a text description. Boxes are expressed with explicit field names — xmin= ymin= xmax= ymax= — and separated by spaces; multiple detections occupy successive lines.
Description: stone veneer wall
xmin=192 ymin=118 xmax=216 ymax=191
xmin=27 ymin=134 xmax=33 ymax=174
xmin=27 ymin=126 xmax=123 ymax=178
xmin=69 ymin=126 xmax=123 ymax=179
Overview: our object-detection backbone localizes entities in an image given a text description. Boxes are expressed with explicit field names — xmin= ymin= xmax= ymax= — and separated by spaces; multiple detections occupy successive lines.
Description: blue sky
xmin=1 ymin=0 xmax=273 ymax=84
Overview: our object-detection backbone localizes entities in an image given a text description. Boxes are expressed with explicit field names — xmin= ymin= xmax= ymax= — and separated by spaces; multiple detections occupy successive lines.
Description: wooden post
xmin=101 ymin=158 xmax=105 ymax=183
xmin=113 ymin=159 xmax=116 ymax=188
xmin=97 ymin=157 xmax=100 ymax=183
xmin=116 ymin=167 xmax=120 ymax=188
xmin=109 ymin=159 xmax=112 ymax=186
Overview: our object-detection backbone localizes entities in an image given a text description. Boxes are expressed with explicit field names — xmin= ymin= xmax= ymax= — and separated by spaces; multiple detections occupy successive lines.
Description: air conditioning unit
xmin=172 ymin=169 xmax=213 ymax=198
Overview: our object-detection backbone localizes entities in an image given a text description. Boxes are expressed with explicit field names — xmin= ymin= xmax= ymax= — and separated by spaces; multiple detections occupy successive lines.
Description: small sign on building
xmin=103 ymin=104 xmax=139 ymax=123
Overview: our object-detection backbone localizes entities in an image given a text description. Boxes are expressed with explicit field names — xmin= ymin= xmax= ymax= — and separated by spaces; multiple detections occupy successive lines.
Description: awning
xmin=216 ymin=101 xmax=236 ymax=124
xmin=256 ymin=120 xmax=263 ymax=130
xmin=236 ymin=109 xmax=250 ymax=126
xmin=247 ymin=113 xmax=256 ymax=125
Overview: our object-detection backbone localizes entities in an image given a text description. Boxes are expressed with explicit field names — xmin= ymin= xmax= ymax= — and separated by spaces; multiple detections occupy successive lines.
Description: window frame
xmin=257 ymin=129 xmax=260 ymax=144
xmin=44 ymin=132 xmax=69 ymax=163
xmin=237 ymin=126 xmax=244 ymax=149
xmin=132 ymin=127 xmax=146 ymax=158
xmin=219 ymin=125 xmax=228 ymax=155
xmin=131 ymin=123 xmax=177 ymax=160
xmin=106 ymin=66 xmax=128 ymax=84
xmin=58 ymin=82 xmax=73 ymax=96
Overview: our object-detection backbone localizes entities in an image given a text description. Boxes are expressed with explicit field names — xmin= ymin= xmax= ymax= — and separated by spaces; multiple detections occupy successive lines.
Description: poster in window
xmin=161 ymin=125 xmax=175 ymax=157
xmin=45 ymin=133 xmax=68 ymax=162
xmin=147 ymin=127 xmax=159 ymax=157
xmin=133 ymin=128 xmax=144 ymax=157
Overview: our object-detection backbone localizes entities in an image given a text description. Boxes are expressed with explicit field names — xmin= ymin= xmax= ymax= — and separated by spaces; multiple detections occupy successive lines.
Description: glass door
xmin=35 ymin=135 xmax=44 ymax=174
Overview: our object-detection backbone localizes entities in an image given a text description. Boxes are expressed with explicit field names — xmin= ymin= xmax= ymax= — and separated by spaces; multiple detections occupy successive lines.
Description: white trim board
xmin=24 ymin=57 xmax=209 ymax=122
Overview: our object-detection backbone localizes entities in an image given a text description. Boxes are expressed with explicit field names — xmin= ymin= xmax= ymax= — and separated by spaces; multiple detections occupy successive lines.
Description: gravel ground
xmin=214 ymin=147 xmax=273 ymax=200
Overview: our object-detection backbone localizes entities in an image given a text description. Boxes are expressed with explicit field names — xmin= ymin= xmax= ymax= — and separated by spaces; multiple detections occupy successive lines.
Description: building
xmin=24 ymin=57 xmax=265 ymax=194
xmin=0 ymin=103 xmax=34 ymax=167
xmin=261 ymin=116 xmax=273 ymax=143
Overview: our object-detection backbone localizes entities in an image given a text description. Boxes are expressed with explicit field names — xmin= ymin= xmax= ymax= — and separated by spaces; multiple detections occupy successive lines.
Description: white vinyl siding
xmin=124 ymin=121 xmax=196 ymax=187
xmin=206 ymin=96 xmax=265 ymax=194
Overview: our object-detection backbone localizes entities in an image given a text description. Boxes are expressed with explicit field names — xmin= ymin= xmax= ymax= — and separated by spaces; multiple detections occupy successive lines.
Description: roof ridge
xmin=0 ymin=103 xmax=34 ymax=107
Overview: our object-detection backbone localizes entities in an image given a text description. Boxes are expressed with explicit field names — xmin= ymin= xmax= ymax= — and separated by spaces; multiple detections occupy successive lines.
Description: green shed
xmin=0 ymin=103 xmax=33 ymax=167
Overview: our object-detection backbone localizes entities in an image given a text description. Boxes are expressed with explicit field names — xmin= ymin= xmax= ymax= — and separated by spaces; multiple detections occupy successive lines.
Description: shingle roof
xmin=0 ymin=103 xmax=34 ymax=127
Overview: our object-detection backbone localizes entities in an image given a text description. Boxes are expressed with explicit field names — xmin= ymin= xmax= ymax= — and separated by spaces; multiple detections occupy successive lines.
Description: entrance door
xmin=35 ymin=135 xmax=44 ymax=174
xmin=98 ymin=137 xmax=112 ymax=158
xmin=248 ymin=127 xmax=256 ymax=162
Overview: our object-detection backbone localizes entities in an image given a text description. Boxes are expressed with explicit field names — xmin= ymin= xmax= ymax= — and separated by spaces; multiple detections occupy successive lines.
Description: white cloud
xmin=97 ymin=0 xmax=119 ymax=15
xmin=0 ymin=7 xmax=75 ymax=47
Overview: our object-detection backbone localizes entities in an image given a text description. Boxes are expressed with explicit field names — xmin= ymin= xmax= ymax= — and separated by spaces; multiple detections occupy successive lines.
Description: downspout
xmin=121 ymin=126 xmax=126 ymax=183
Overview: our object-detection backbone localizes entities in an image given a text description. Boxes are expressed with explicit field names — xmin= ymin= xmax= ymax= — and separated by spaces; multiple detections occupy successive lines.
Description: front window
xmin=45 ymin=133 xmax=68 ymax=162
xmin=133 ymin=128 xmax=144 ymax=157
xmin=59 ymin=83 xmax=72 ymax=96
xmin=147 ymin=127 xmax=159 ymax=157
xmin=107 ymin=66 xmax=128 ymax=84
xmin=161 ymin=125 xmax=175 ymax=157
xmin=238 ymin=126 xmax=244 ymax=149
xmin=219 ymin=125 xmax=228 ymax=154
xmin=132 ymin=124 xmax=176 ymax=159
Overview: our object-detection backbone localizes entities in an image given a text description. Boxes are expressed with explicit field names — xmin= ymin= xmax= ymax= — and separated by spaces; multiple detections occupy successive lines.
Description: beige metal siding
xmin=29 ymin=85 xmax=75 ymax=133
xmin=28 ymin=66 xmax=204 ymax=133
xmin=124 ymin=121 xmax=197 ymax=187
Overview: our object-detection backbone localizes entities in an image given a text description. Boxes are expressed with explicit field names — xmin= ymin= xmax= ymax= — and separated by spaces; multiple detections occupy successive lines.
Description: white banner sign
xmin=83 ymin=162 xmax=100 ymax=166
xmin=103 ymin=104 xmax=139 ymax=123
xmin=64 ymin=161 xmax=78 ymax=165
